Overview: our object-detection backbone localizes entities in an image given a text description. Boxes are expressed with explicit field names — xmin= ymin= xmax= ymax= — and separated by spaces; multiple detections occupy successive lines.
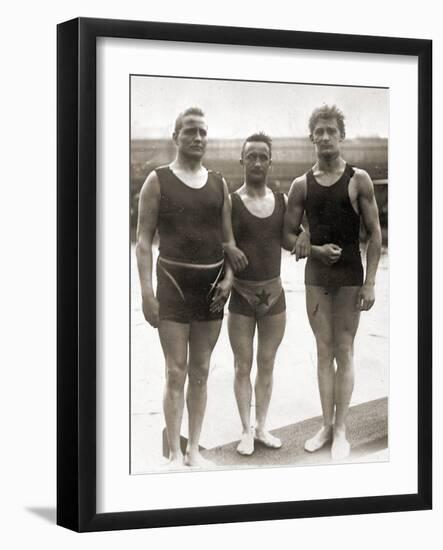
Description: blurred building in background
xmin=130 ymin=137 xmax=388 ymax=244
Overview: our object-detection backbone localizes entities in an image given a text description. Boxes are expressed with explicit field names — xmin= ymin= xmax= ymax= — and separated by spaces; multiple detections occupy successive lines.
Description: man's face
xmin=310 ymin=117 xmax=343 ymax=158
xmin=174 ymin=115 xmax=208 ymax=160
xmin=241 ymin=141 xmax=271 ymax=184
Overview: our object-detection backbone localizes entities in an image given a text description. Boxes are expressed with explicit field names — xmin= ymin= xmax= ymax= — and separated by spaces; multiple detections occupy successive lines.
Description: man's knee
xmin=334 ymin=341 xmax=354 ymax=369
xmin=257 ymin=349 xmax=277 ymax=372
xmin=188 ymin=361 xmax=210 ymax=387
xmin=255 ymin=367 xmax=273 ymax=390
xmin=234 ymin=355 xmax=253 ymax=380
xmin=316 ymin=337 xmax=334 ymax=365
xmin=165 ymin=359 xmax=187 ymax=392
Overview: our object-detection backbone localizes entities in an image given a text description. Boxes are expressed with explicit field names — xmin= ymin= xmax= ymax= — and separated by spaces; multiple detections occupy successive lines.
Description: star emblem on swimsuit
xmin=255 ymin=289 xmax=271 ymax=306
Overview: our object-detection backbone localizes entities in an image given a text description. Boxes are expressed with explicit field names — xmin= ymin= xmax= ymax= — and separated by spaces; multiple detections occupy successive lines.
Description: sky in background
xmin=131 ymin=75 xmax=388 ymax=140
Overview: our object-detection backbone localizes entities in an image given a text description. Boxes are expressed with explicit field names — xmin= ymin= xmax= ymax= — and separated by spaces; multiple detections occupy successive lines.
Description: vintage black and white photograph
xmin=130 ymin=75 xmax=389 ymax=474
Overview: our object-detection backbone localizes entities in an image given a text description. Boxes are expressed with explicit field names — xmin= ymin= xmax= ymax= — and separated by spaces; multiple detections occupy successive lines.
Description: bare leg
xmin=331 ymin=286 xmax=361 ymax=459
xmin=184 ymin=319 xmax=222 ymax=467
xmin=304 ymin=286 xmax=334 ymax=452
xmin=228 ymin=313 xmax=256 ymax=455
xmin=158 ymin=320 xmax=190 ymax=466
xmin=254 ymin=311 xmax=286 ymax=448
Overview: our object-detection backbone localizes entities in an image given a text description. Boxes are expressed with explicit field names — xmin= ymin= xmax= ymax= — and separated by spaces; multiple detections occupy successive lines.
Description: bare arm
xmin=356 ymin=169 xmax=382 ymax=310
xmin=135 ymin=171 xmax=160 ymax=327
xmin=221 ymin=178 xmax=248 ymax=272
xmin=283 ymin=176 xmax=306 ymax=252
xmin=283 ymin=175 xmax=316 ymax=260
xmin=208 ymin=179 xmax=242 ymax=311
xmin=281 ymin=193 xmax=295 ymax=251
xmin=210 ymin=261 xmax=234 ymax=313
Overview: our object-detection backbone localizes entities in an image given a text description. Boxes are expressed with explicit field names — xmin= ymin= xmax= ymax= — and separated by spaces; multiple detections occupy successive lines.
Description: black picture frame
xmin=57 ymin=17 xmax=432 ymax=532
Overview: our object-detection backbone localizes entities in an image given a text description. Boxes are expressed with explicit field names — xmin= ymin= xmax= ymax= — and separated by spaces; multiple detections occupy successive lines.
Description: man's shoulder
xmin=289 ymin=173 xmax=308 ymax=193
xmin=351 ymin=166 xmax=370 ymax=179
xmin=207 ymin=168 xmax=225 ymax=181
xmin=350 ymin=166 xmax=373 ymax=187
xmin=146 ymin=164 xmax=169 ymax=181
xmin=270 ymin=188 xmax=286 ymax=204
xmin=349 ymin=166 xmax=375 ymax=200
xmin=152 ymin=164 xmax=169 ymax=176
xmin=140 ymin=169 xmax=162 ymax=197
xmin=295 ymin=172 xmax=308 ymax=182
xmin=207 ymin=169 xmax=227 ymax=196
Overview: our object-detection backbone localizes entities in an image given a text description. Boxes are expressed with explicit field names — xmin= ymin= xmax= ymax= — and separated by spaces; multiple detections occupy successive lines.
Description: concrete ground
xmin=131 ymin=246 xmax=389 ymax=474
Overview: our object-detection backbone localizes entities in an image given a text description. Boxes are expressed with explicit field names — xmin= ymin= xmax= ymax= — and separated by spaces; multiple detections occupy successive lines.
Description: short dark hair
xmin=309 ymin=105 xmax=346 ymax=139
xmin=174 ymin=107 xmax=205 ymax=134
xmin=241 ymin=132 xmax=272 ymax=159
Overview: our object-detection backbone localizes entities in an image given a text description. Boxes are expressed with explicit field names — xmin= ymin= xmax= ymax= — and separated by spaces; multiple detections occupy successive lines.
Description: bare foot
xmin=236 ymin=430 xmax=254 ymax=455
xmin=159 ymin=454 xmax=184 ymax=471
xmin=304 ymin=426 xmax=332 ymax=453
xmin=183 ymin=452 xmax=216 ymax=469
xmin=331 ymin=429 xmax=350 ymax=460
xmin=254 ymin=429 xmax=282 ymax=449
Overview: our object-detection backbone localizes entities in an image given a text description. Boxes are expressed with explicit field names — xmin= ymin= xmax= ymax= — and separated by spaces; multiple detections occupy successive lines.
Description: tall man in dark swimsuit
xmin=228 ymin=133 xmax=290 ymax=455
xmin=284 ymin=105 xmax=382 ymax=460
xmin=136 ymin=107 xmax=247 ymax=468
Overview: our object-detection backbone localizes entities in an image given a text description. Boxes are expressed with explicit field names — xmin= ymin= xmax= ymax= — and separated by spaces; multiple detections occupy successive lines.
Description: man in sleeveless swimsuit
xmin=284 ymin=105 xmax=382 ymax=460
xmin=228 ymin=132 xmax=290 ymax=456
xmin=136 ymin=107 xmax=247 ymax=469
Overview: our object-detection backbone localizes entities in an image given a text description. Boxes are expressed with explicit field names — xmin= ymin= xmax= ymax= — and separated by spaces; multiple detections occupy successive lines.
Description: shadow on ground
xmin=26 ymin=507 xmax=56 ymax=524
xmin=203 ymin=397 xmax=388 ymax=467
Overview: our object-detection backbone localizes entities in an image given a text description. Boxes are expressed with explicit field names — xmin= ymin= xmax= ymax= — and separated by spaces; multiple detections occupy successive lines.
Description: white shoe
xmin=254 ymin=430 xmax=282 ymax=449
xmin=304 ymin=427 xmax=332 ymax=453
xmin=237 ymin=431 xmax=254 ymax=456
xmin=331 ymin=431 xmax=351 ymax=460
